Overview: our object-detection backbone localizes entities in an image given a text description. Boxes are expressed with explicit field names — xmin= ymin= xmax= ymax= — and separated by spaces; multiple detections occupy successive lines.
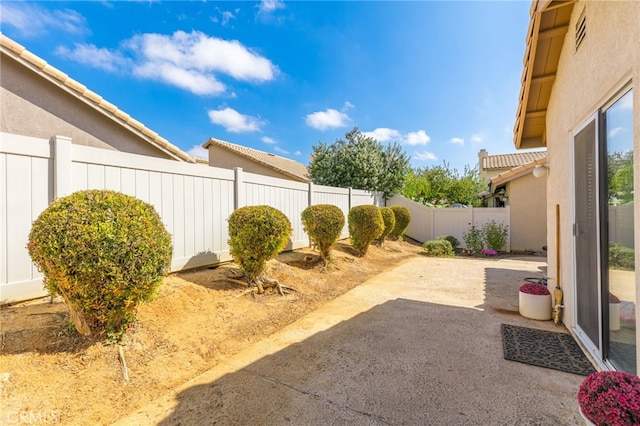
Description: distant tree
xmin=608 ymin=151 xmax=634 ymax=204
xmin=401 ymin=162 xmax=483 ymax=207
xmin=308 ymin=127 xmax=411 ymax=197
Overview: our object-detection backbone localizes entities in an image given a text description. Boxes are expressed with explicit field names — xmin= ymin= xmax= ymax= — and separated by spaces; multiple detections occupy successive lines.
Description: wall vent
xmin=576 ymin=9 xmax=586 ymax=50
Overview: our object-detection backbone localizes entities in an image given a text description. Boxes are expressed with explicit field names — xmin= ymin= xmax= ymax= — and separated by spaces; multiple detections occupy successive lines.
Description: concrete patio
xmin=117 ymin=255 xmax=588 ymax=425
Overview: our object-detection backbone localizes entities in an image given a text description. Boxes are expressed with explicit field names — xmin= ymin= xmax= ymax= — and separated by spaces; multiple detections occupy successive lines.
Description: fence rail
xmin=0 ymin=133 xmax=382 ymax=304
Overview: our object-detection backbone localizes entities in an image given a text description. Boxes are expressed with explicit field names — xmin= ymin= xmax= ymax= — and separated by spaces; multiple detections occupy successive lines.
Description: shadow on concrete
xmin=155 ymin=296 xmax=580 ymax=426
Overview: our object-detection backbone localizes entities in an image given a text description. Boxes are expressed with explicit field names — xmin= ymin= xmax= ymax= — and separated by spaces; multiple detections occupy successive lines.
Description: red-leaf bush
xmin=578 ymin=371 xmax=640 ymax=426
xmin=519 ymin=283 xmax=550 ymax=296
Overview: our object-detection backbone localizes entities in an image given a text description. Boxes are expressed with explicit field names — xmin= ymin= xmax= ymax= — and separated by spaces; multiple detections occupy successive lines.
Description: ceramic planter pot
xmin=519 ymin=291 xmax=552 ymax=320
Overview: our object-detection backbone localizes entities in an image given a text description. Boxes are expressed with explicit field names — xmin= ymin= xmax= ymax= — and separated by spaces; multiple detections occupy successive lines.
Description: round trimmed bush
xmin=228 ymin=205 xmax=292 ymax=281
xmin=348 ymin=205 xmax=384 ymax=256
xmin=421 ymin=240 xmax=454 ymax=257
xmin=437 ymin=235 xmax=460 ymax=250
xmin=301 ymin=204 xmax=345 ymax=265
xmin=389 ymin=205 xmax=412 ymax=240
xmin=27 ymin=190 xmax=173 ymax=340
xmin=377 ymin=207 xmax=396 ymax=244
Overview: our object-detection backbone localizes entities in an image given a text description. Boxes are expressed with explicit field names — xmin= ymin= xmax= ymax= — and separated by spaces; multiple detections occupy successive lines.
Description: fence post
xmin=53 ymin=135 xmax=72 ymax=199
xmin=348 ymin=187 xmax=352 ymax=211
xmin=505 ymin=205 xmax=511 ymax=252
xmin=308 ymin=182 xmax=314 ymax=207
xmin=234 ymin=167 xmax=245 ymax=210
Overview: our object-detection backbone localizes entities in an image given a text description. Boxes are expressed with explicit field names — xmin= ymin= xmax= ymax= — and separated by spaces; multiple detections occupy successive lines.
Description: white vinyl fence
xmin=609 ymin=203 xmax=635 ymax=249
xmin=387 ymin=195 xmax=511 ymax=251
xmin=0 ymin=133 xmax=383 ymax=304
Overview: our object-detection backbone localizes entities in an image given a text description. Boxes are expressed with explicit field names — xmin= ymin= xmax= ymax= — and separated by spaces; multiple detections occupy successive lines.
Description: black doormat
xmin=501 ymin=323 xmax=596 ymax=376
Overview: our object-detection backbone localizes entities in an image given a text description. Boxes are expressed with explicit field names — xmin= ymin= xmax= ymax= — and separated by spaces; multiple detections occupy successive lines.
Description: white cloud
xmin=261 ymin=136 xmax=277 ymax=144
xmin=56 ymin=43 xmax=128 ymax=73
xmin=413 ymin=151 xmax=437 ymax=161
xmin=450 ymin=137 xmax=464 ymax=145
xmin=220 ymin=10 xmax=236 ymax=26
xmin=363 ymin=128 xmax=402 ymax=142
xmin=274 ymin=146 xmax=289 ymax=155
xmin=127 ymin=31 xmax=277 ymax=82
xmin=405 ymin=130 xmax=431 ymax=146
xmin=608 ymin=126 xmax=626 ymax=139
xmin=258 ymin=0 xmax=285 ymax=14
xmin=135 ymin=62 xmax=226 ymax=95
xmin=343 ymin=101 xmax=355 ymax=110
xmin=294 ymin=150 xmax=301 ymax=156
xmin=59 ymin=30 xmax=278 ymax=96
xmin=471 ymin=133 xmax=484 ymax=144
xmin=0 ymin=3 xmax=89 ymax=37
xmin=305 ymin=108 xmax=351 ymax=131
xmin=187 ymin=145 xmax=208 ymax=160
xmin=208 ymin=107 xmax=264 ymax=133
xmin=618 ymin=92 xmax=633 ymax=110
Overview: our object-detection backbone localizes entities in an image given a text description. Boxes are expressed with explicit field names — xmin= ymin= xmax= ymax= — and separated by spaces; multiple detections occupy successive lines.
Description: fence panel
xmin=1 ymin=132 xmax=385 ymax=304
xmin=387 ymin=195 xmax=511 ymax=251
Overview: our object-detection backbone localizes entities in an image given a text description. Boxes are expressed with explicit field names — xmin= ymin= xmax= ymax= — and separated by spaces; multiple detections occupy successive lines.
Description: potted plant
xmin=518 ymin=282 xmax=552 ymax=320
xmin=609 ymin=293 xmax=621 ymax=331
xmin=577 ymin=371 xmax=640 ymax=425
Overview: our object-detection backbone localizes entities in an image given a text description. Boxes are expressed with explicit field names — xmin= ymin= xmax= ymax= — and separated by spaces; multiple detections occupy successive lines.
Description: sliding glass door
xmin=573 ymin=88 xmax=636 ymax=374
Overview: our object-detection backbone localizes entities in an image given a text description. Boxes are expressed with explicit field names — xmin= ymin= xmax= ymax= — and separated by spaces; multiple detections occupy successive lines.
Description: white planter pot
xmin=579 ymin=405 xmax=595 ymax=425
xmin=519 ymin=291 xmax=552 ymax=320
xmin=609 ymin=302 xmax=621 ymax=331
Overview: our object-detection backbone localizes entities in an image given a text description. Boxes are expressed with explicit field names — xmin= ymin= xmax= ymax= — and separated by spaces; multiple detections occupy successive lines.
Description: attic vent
xmin=575 ymin=10 xmax=586 ymax=50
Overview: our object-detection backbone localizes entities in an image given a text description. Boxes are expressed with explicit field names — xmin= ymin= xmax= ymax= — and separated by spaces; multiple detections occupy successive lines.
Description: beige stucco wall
xmin=207 ymin=147 xmax=295 ymax=181
xmin=1 ymin=55 xmax=174 ymax=159
xmin=544 ymin=0 xmax=639 ymax=361
xmin=506 ymin=172 xmax=547 ymax=252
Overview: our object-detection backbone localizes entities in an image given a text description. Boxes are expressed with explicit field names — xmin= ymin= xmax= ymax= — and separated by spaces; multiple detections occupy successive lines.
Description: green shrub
xmin=462 ymin=224 xmax=483 ymax=254
xmin=389 ymin=205 xmax=412 ymax=240
xmin=27 ymin=190 xmax=172 ymax=341
xmin=437 ymin=235 xmax=460 ymax=250
xmin=228 ymin=205 xmax=292 ymax=281
xmin=609 ymin=244 xmax=635 ymax=270
xmin=377 ymin=207 xmax=396 ymax=245
xmin=348 ymin=205 xmax=384 ymax=256
xmin=421 ymin=240 xmax=454 ymax=257
xmin=482 ymin=220 xmax=509 ymax=251
xmin=301 ymin=204 xmax=345 ymax=265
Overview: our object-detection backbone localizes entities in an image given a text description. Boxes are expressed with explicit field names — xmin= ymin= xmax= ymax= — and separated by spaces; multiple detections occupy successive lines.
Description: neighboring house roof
xmin=513 ymin=0 xmax=575 ymax=149
xmin=482 ymin=151 xmax=547 ymax=171
xmin=0 ymin=34 xmax=194 ymax=163
xmin=203 ymin=138 xmax=309 ymax=182
xmin=490 ymin=155 xmax=548 ymax=187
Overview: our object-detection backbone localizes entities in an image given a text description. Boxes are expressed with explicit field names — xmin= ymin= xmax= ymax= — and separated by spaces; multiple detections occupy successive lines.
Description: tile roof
xmin=482 ymin=151 xmax=547 ymax=170
xmin=0 ymin=34 xmax=194 ymax=163
xmin=490 ymin=155 xmax=548 ymax=186
xmin=203 ymin=138 xmax=309 ymax=182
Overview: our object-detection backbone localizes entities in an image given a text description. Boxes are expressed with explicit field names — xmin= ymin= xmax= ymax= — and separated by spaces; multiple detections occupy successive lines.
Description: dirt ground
xmin=0 ymin=239 xmax=420 ymax=425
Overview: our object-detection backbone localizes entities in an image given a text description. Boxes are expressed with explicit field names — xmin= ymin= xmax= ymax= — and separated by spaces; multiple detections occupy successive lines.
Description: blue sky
xmin=1 ymin=0 xmax=541 ymax=173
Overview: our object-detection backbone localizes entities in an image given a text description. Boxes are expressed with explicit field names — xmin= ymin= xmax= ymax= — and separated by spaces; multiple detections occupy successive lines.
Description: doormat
xmin=501 ymin=324 xmax=596 ymax=376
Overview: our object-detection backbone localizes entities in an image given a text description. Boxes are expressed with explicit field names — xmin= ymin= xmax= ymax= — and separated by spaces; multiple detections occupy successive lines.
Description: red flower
xmin=519 ymin=283 xmax=550 ymax=296
xmin=578 ymin=371 xmax=640 ymax=426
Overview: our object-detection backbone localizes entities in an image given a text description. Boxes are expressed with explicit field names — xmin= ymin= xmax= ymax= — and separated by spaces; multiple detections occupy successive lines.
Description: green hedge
xmin=348 ymin=205 xmax=384 ymax=256
xmin=228 ymin=205 xmax=292 ymax=280
xmin=421 ymin=239 xmax=454 ymax=257
xmin=389 ymin=205 xmax=412 ymax=240
xmin=377 ymin=207 xmax=396 ymax=244
xmin=28 ymin=190 xmax=172 ymax=341
xmin=301 ymin=204 xmax=345 ymax=265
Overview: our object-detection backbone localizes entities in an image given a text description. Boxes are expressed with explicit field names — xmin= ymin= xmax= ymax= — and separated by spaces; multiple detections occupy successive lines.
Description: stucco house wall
xmin=1 ymin=37 xmax=191 ymax=161
xmin=207 ymin=148 xmax=296 ymax=181
xmin=506 ymin=172 xmax=547 ymax=252
xmin=544 ymin=1 xmax=639 ymax=363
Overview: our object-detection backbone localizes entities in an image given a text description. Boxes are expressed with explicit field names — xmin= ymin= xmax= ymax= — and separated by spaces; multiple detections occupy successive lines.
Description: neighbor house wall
xmin=544 ymin=1 xmax=640 ymax=346
xmin=0 ymin=55 xmax=175 ymax=160
xmin=507 ymin=172 xmax=547 ymax=252
xmin=208 ymin=147 xmax=296 ymax=181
